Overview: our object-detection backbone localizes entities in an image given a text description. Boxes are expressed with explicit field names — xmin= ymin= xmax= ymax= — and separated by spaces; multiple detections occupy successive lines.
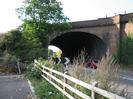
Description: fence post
xmin=17 ymin=58 xmax=21 ymax=74
xmin=91 ymin=81 xmax=98 ymax=99
xmin=49 ymin=67 xmax=54 ymax=81
xmin=63 ymin=71 xmax=68 ymax=97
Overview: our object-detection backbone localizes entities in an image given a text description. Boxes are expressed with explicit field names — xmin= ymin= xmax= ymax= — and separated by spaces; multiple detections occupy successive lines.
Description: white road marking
xmin=120 ymin=76 xmax=133 ymax=81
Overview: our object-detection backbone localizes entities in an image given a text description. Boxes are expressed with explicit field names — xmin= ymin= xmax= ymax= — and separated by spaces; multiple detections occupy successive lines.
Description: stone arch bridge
xmin=49 ymin=13 xmax=133 ymax=60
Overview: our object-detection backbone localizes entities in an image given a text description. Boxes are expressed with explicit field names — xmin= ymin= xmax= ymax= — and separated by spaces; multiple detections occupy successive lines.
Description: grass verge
xmin=26 ymin=62 xmax=65 ymax=99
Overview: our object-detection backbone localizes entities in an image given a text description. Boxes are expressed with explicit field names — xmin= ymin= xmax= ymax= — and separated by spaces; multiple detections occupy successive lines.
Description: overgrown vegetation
xmin=0 ymin=30 xmax=46 ymax=73
xmin=0 ymin=0 xmax=132 ymax=98
xmin=26 ymin=59 xmax=65 ymax=99
xmin=0 ymin=0 xmax=70 ymax=73
xmin=25 ymin=49 xmax=130 ymax=99
xmin=0 ymin=0 xmax=71 ymax=98
xmin=0 ymin=30 xmax=46 ymax=63
xmin=117 ymin=33 xmax=133 ymax=65
xmin=66 ymin=50 xmax=129 ymax=98
xmin=26 ymin=63 xmax=42 ymax=79
xmin=34 ymin=80 xmax=64 ymax=99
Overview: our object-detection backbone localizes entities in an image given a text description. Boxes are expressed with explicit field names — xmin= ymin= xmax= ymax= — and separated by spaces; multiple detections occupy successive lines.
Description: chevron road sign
xmin=55 ymin=57 xmax=70 ymax=66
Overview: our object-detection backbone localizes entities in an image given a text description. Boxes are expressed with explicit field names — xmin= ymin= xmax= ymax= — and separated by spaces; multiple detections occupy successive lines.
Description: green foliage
xmin=17 ymin=0 xmax=71 ymax=47
xmin=36 ymin=58 xmax=64 ymax=71
xmin=73 ymin=84 xmax=91 ymax=99
xmin=0 ymin=0 xmax=71 ymax=65
xmin=0 ymin=30 xmax=47 ymax=63
xmin=17 ymin=0 xmax=69 ymax=23
xmin=2 ymin=50 xmax=16 ymax=65
xmin=34 ymin=80 xmax=63 ymax=99
xmin=26 ymin=63 xmax=42 ymax=79
xmin=117 ymin=33 xmax=133 ymax=65
xmin=6 ymin=0 xmax=71 ymax=64
xmin=0 ymin=0 xmax=69 ymax=63
xmin=48 ymin=49 xmax=54 ymax=58
xmin=26 ymin=59 xmax=64 ymax=99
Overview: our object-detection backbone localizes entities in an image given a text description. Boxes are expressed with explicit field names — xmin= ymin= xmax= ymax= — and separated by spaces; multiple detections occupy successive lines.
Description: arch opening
xmin=50 ymin=32 xmax=107 ymax=61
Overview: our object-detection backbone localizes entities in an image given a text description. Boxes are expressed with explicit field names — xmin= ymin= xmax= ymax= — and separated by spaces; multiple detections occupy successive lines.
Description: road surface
xmin=79 ymin=67 xmax=133 ymax=98
xmin=0 ymin=75 xmax=31 ymax=99
xmin=119 ymin=69 xmax=133 ymax=99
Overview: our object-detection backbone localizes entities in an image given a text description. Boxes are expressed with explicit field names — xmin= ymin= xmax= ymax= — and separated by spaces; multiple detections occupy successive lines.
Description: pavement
xmin=0 ymin=75 xmax=32 ymax=99
xmin=118 ymin=68 xmax=133 ymax=99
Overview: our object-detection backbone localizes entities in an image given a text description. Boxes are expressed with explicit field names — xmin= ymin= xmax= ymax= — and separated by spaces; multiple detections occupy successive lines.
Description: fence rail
xmin=34 ymin=60 xmax=126 ymax=99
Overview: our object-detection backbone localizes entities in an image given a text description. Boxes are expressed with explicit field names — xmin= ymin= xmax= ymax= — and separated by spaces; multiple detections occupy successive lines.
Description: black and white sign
xmin=62 ymin=57 xmax=70 ymax=65
xmin=54 ymin=57 xmax=70 ymax=66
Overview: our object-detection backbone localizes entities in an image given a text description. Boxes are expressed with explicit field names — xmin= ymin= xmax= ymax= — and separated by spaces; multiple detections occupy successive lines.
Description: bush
xmin=26 ymin=59 xmax=65 ymax=99
xmin=37 ymin=58 xmax=64 ymax=72
xmin=0 ymin=51 xmax=22 ymax=74
xmin=117 ymin=33 xmax=133 ymax=65
xmin=0 ymin=29 xmax=47 ymax=64
xmin=26 ymin=63 xmax=42 ymax=79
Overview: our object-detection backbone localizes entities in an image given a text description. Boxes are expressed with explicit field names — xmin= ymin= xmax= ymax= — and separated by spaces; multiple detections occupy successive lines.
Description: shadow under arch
xmin=50 ymin=31 xmax=107 ymax=61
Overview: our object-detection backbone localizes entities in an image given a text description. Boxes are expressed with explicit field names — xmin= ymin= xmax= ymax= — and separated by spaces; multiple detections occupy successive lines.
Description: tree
xmin=0 ymin=30 xmax=46 ymax=63
xmin=17 ymin=0 xmax=70 ymax=47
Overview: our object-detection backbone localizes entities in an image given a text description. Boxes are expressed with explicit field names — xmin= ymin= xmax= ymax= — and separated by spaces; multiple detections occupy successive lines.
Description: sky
xmin=0 ymin=0 xmax=133 ymax=33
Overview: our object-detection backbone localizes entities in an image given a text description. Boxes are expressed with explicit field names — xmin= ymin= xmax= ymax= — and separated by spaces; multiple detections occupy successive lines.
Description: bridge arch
xmin=49 ymin=31 xmax=107 ymax=60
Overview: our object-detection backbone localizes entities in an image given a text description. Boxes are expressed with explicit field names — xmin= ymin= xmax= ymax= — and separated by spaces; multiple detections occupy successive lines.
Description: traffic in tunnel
xmin=49 ymin=31 xmax=107 ymax=61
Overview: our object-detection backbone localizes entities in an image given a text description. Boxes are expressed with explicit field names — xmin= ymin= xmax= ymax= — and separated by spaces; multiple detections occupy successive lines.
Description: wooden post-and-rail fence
xmin=34 ymin=60 xmax=126 ymax=99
